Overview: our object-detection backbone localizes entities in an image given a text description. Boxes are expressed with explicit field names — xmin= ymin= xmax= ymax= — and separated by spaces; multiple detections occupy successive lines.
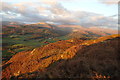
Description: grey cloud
xmin=2 ymin=2 xmax=51 ymax=22
xmin=1 ymin=1 xmax=118 ymax=29
xmin=49 ymin=3 xmax=69 ymax=15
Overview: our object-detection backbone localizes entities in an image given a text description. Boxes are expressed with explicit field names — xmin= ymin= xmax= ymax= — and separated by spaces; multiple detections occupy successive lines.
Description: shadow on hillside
xmin=36 ymin=37 xmax=120 ymax=79
xmin=2 ymin=63 xmax=12 ymax=69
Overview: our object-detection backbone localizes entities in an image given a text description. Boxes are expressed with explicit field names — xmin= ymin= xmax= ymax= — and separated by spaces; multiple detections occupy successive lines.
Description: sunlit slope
xmin=2 ymin=34 xmax=120 ymax=79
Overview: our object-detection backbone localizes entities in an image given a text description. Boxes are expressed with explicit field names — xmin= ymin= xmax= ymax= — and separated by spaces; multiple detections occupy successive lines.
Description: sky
xmin=1 ymin=0 xmax=119 ymax=29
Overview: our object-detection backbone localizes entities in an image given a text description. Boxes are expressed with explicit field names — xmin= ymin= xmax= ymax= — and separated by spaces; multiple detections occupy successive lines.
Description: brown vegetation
xmin=39 ymin=35 xmax=120 ymax=79
xmin=2 ymin=34 xmax=120 ymax=79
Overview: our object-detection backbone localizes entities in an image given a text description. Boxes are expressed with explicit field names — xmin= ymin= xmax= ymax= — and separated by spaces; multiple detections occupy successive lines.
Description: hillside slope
xmin=2 ymin=34 xmax=120 ymax=79
xmin=41 ymin=35 xmax=120 ymax=79
xmin=57 ymin=25 xmax=118 ymax=37
xmin=2 ymin=22 xmax=118 ymax=59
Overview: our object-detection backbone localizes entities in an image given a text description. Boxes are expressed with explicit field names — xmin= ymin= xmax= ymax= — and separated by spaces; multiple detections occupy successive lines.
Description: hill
xmin=2 ymin=34 xmax=120 ymax=79
xmin=42 ymin=35 xmax=120 ymax=79
xmin=2 ymin=22 xmax=69 ymax=63
xmin=25 ymin=22 xmax=56 ymax=29
xmin=2 ymin=22 xmax=118 ymax=62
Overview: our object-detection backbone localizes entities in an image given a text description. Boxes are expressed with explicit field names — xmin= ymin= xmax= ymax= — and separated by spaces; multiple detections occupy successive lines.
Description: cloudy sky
xmin=1 ymin=0 xmax=119 ymax=29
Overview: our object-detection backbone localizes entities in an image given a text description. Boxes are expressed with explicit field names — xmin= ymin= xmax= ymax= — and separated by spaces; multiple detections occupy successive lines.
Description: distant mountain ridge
xmin=25 ymin=22 xmax=56 ymax=29
xmin=2 ymin=21 xmax=118 ymax=41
